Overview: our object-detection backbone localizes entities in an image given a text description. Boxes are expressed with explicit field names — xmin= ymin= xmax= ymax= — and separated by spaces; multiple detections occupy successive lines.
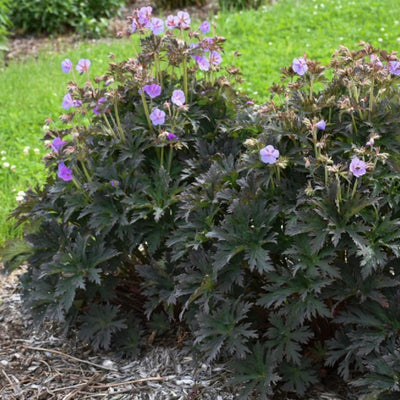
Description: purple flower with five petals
xmin=349 ymin=157 xmax=367 ymax=177
xmin=260 ymin=145 xmax=279 ymax=165
xmin=171 ymin=89 xmax=185 ymax=106
xmin=138 ymin=6 xmax=152 ymax=28
xmin=194 ymin=55 xmax=210 ymax=71
xmin=62 ymin=93 xmax=74 ymax=110
xmin=143 ymin=84 xmax=162 ymax=99
xmin=62 ymin=93 xmax=81 ymax=110
xmin=150 ymin=108 xmax=166 ymax=126
xmin=57 ymin=162 xmax=73 ymax=181
xmin=199 ymin=21 xmax=210 ymax=34
xmin=61 ymin=59 xmax=73 ymax=73
xmin=76 ymin=59 xmax=91 ymax=74
xmin=51 ymin=137 xmax=67 ymax=152
xmin=210 ymin=51 xmax=222 ymax=65
xmin=389 ymin=61 xmax=400 ymax=75
xmin=150 ymin=17 xmax=164 ymax=35
xmin=166 ymin=15 xmax=179 ymax=29
xmin=292 ymin=57 xmax=308 ymax=76
xmin=177 ymin=11 xmax=190 ymax=29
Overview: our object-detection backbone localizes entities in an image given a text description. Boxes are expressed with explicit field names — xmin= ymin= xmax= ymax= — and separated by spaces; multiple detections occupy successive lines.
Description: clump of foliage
xmin=0 ymin=0 xmax=10 ymax=51
xmin=9 ymin=0 xmax=124 ymax=37
xmin=4 ymin=6 xmax=253 ymax=355
xmin=4 ymin=4 xmax=400 ymax=399
xmin=165 ymin=45 xmax=400 ymax=398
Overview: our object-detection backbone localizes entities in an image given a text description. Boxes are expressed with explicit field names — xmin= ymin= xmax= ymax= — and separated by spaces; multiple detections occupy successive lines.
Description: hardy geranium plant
xmin=5 ymin=6 xmax=255 ymax=353
xmin=4 ymin=7 xmax=400 ymax=399
xmin=158 ymin=44 xmax=400 ymax=399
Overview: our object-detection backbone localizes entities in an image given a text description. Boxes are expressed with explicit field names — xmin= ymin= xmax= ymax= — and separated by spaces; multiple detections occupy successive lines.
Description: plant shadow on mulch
xmin=0 ymin=270 xmax=243 ymax=400
xmin=0 ymin=270 xmax=360 ymax=400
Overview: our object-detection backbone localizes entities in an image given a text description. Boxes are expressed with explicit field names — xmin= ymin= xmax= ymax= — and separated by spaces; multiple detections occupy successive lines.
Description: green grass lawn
xmin=1 ymin=0 xmax=400 ymax=246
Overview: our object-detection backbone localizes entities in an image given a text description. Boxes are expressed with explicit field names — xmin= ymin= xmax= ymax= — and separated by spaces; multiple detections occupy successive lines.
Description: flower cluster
xmin=61 ymin=58 xmax=91 ymax=74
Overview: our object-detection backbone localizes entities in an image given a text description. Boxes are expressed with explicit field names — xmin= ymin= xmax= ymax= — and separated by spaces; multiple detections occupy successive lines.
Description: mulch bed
xmin=0 ymin=270 xmax=239 ymax=400
xmin=0 ymin=269 xmax=357 ymax=400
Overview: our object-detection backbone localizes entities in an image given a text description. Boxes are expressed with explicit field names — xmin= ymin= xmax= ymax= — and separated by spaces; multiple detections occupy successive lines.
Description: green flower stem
xmin=351 ymin=178 xmax=358 ymax=199
xmin=270 ymin=168 xmax=275 ymax=190
xmin=102 ymin=114 xmax=117 ymax=139
xmin=369 ymin=77 xmax=374 ymax=120
xmin=336 ymin=174 xmax=342 ymax=212
xmin=160 ymin=145 xmax=164 ymax=168
xmin=351 ymin=113 xmax=358 ymax=135
xmin=276 ymin=165 xmax=281 ymax=182
xmin=167 ymin=145 xmax=174 ymax=173
xmin=140 ymin=90 xmax=153 ymax=132
xmin=324 ymin=165 xmax=328 ymax=186
xmin=312 ymin=130 xmax=320 ymax=159
xmin=114 ymin=102 xmax=126 ymax=142
xmin=71 ymin=170 xmax=89 ymax=201
xmin=72 ymin=177 xmax=81 ymax=191
xmin=80 ymin=160 xmax=92 ymax=182
xmin=183 ymin=56 xmax=188 ymax=100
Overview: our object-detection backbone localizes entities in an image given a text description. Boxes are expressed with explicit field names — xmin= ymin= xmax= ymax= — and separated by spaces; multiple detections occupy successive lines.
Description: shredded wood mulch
xmin=0 ymin=270 xmax=241 ymax=400
xmin=0 ymin=270 xmax=358 ymax=400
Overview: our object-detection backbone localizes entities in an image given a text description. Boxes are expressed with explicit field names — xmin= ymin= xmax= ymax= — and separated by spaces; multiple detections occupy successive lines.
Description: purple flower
xmin=316 ymin=119 xmax=326 ymax=130
xmin=150 ymin=108 xmax=166 ymax=126
xmin=62 ymin=93 xmax=81 ymax=110
xmin=349 ymin=157 xmax=367 ymax=178
xmin=62 ymin=93 xmax=74 ymax=110
xmin=194 ymin=55 xmax=210 ymax=71
xmin=292 ymin=57 xmax=308 ymax=76
xmin=57 ymin=162 xmax=73 ymax=181
xmin=260 ymin=145 xmax=280 ymax=165
xmin=76 ymin=59 xmax=91 ymax=74
xmin=166 ymin=15 xmax=178 ymax=29
xmin=199 ymin=21 xmax=210 ymax=34
xmin=51 ymin=137 xmax=67 ymax=152
xmin=389 ymin=61 xmax=400 ymax=75
xmin=167 ymin=132 xmax=178 ymax=140
xmin=143 ymin=83 xmax=162 ymax=99
xmin=171 ymin=89 xmax=185 ymax=106
xmin=110 ymin=180 xmax=119 ymax=187
xmin=370 ymin=54 xmax=383 ymax=67
xmin=138 ymin=6 xmax=152 ymax=28
xmin=150 ymin=17 xmax=164 ymax=35
xmin=177 ymin=11 xmax=190 ymax=29
xmin=210 ymin=50 xmax=222 ymax=65
xmin=131 ymin=19 xmax=137 ymax=33
xmin=61 ymin=58 xmax=73 ymax=73
xmin=202 ymin=37 xmax=214 ymax=51
xmin=93 ymin=97 xmax=107 ymax=115
xmin=366 ymin=137 xmax=375 ymax=147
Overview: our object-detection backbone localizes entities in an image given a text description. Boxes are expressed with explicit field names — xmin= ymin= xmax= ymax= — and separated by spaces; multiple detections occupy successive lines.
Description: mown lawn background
xmin=1 ymin=0 xmax=400 ymax=246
